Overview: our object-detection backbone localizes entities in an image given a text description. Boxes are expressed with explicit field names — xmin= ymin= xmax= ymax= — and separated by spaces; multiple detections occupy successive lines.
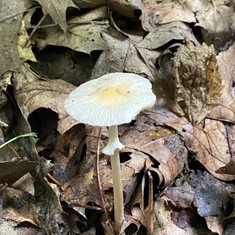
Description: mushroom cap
xmin=64 ymin=72 xmax=156 ymax=126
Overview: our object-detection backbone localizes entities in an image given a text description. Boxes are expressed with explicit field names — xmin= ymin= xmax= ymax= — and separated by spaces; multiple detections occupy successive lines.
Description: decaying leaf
xmin=156 ymin=40 xmax=222 ymax=125
xmin=173 ymin=41 xmax=222 ymax=124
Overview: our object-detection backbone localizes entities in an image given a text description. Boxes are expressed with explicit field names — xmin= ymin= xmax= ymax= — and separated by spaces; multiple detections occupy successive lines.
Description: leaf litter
xmin=1 ymin=0 xmax=235 ymax=234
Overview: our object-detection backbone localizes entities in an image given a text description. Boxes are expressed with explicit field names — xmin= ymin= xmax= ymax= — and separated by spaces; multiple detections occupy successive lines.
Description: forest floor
xmin=0 ymin=0 xmax=235 ymax=234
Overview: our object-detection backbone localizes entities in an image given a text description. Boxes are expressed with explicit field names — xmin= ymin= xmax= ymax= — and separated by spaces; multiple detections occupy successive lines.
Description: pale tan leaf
xmin=18 ymin=9 xmax=37 ymax=62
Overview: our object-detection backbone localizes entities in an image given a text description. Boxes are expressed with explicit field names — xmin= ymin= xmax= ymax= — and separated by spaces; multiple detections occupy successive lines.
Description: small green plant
xmin=0 ymin=132 xmax=37 ymax=149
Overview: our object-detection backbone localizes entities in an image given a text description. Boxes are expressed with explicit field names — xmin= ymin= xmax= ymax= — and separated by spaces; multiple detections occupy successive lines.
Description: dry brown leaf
xmin=13 ymin=65 xmax=78 ymax=134
xmin=61 ymin=151 xmax=104 ymax=217
xmin=194 ymin=0 xmax=235 ymax=50
xmin=209 ymin=42 xmax=235 ymax=122
xmin=152 ymin=198 xmax=197 ymax=235
xmin=205 ymin=216 xmax=223 ymax=235
xmin=91 ymin=29 xmax=154 ymax=80
xmin=18 ymin=9 xmax=37 ymax=63
xmin=35 ymin=0 xmax=78 ymax=32
xmin=121 ymin=115 xmax=187 ymax=185
xmin=91 ymin=29 xmax=130 ymax=78
xmin=61 ymin=126 xmax=146 ymax=219
xmin=68 ymin=6 xmax=109 ymax=24
xmin=216 ymin=158 xmax=235 ymax=175
xmin=0 ymin=160 xmax=38 ymax=184
xmin=51 ymin=124 xmax=86 ymax=183
xmin=107 ymin=0 xmax=142 ymax=19
xmin=0 ymin=0 xmax=31 ymax=76
xmin=72 ymin=0 xmax=105 ymax=9
xmin=183 ymin=119 xmax=235 ymax=181
xmin=138 ymin=22 xmax=198 ymax=50
xmin=2 ymin=187 xmax=38 ymax=226
xmin=33 ymin=21 xmax=109 ymax=54
xmin=140 ymin=0 xmax=196 ymax=31
xmin=162 ymin=171 xmax=233 ymax=234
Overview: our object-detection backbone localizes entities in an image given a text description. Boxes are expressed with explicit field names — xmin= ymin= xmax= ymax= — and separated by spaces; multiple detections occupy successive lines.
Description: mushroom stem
xmin=104 ymin=125 xmax=124 ymax=233
xmin=111 ymin=149 xmax=124 ymax=233
xmin=102 ymin=126 xmax=124 ymax=156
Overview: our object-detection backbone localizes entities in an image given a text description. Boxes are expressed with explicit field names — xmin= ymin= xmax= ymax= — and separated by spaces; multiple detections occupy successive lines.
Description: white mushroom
xmin=64 ymin=72 xmax=156 ymax=233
